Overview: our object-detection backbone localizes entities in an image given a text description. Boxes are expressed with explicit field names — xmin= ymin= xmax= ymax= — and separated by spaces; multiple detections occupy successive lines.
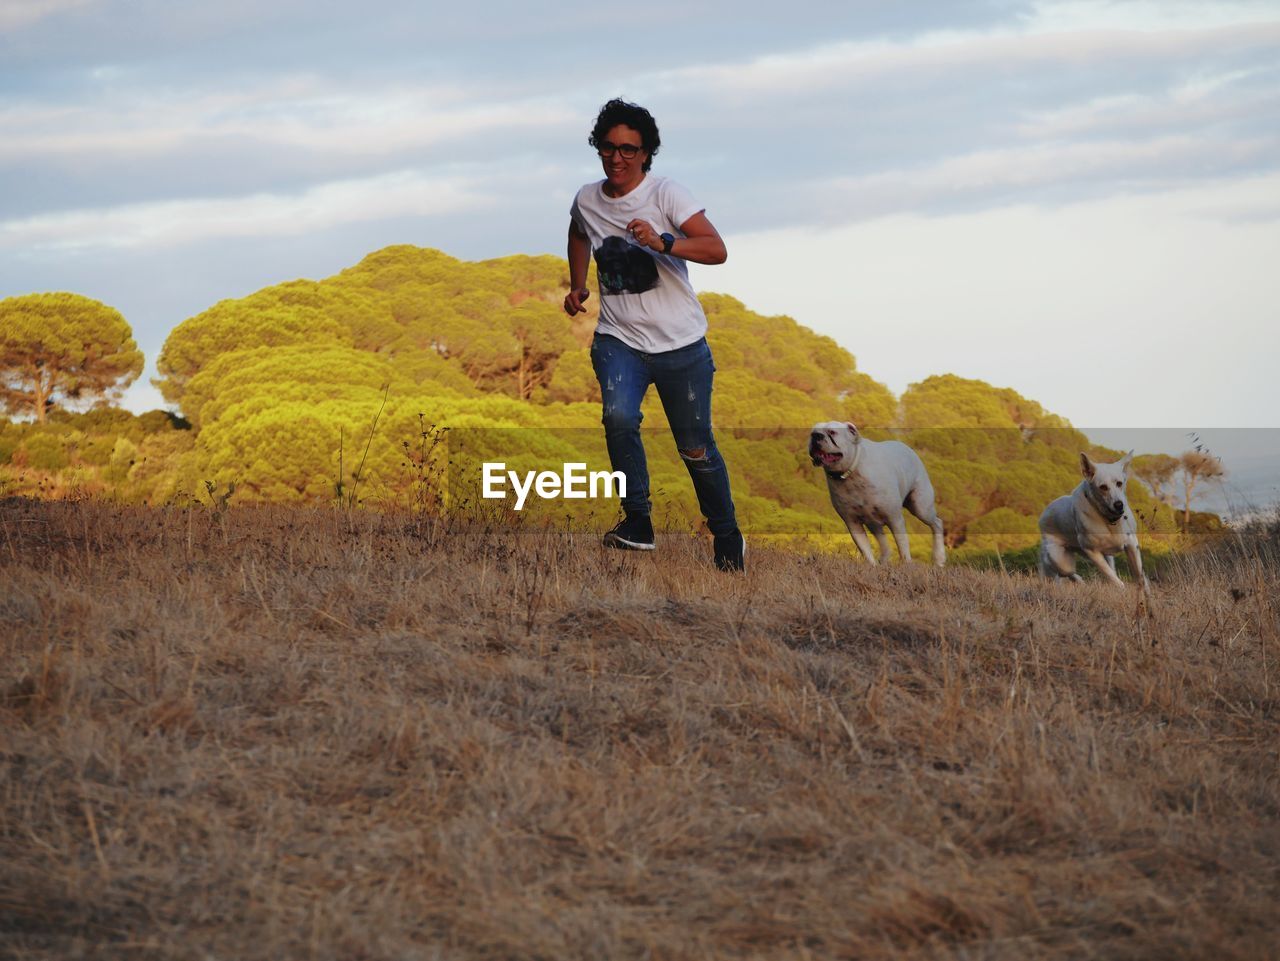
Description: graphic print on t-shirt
xmin=595 ymin=236 xmax=659 ymax=296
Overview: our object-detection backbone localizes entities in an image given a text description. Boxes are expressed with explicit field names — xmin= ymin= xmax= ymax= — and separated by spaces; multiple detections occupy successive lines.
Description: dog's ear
xmin=1079 ymin=452 xmax=1095 ymax=479
xmin=845 ymin=422 xmax=860 ymax=439
xmin=1119 ymin=450 xmax=1134 ymax=475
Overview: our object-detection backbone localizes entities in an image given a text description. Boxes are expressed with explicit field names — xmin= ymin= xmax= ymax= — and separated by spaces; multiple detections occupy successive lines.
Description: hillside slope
xmin=1 ymin=246 xmax=1207 ymax=552
xmin=2 ymin=498 xmax=1277 ymax=959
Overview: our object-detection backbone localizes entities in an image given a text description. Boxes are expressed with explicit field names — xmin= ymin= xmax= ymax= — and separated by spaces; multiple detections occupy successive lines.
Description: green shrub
xmin=22 ymin=433 xmax=70 ymax=471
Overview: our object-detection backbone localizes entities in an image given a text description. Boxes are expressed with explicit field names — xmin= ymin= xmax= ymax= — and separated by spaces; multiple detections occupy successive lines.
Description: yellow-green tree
xmin=901 ymin=374 xmax=1069 ymax=431
xmin=178 ymin=345 xmax=419 ymax=430
xmin=840 ymin=370 xmax=899 ymax=429
xmin=503 ymin=300 xmax=577 ymax=400
xmin=713 ymin=371 xmax=828 ymax=434
xmin=545 ymin=348 xmax=600 ymax=404
xmin=964 ymin=507 xmax=1040 ymax=552
xmin=897 ymin=376 xmax=1094 ymax=547
xmin=138 ymin=242 xmax=1193 ymax=552
xmin=156 ymin=300 xmax=354 ymax=405
xmin=0 ymin=293 xmax=143 ymax=422
xmin=700 ymin=293 xmax=897 ymax=431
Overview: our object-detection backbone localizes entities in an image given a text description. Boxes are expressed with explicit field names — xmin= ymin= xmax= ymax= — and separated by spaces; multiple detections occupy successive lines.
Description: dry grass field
xmin=1 ymin=496 xmax=1278 ymax=960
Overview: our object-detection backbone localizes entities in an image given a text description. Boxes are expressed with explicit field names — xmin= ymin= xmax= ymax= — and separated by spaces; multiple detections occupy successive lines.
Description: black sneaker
xmin=714 ymin=528 xmax=746 ymax=572
xmin=603 ymin=512 xmax=655 ymax=551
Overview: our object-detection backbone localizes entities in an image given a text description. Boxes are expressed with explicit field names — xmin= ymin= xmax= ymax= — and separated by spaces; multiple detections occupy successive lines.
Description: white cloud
xmin=693 ymin=172 xmax=1280 ymax=429
xmin=801 ymin=133 xmax=1276 ymax=223
xmin=649 ymin=19 xmax=1280 ymax=99
xmin=0 ymin=0 xmax=93 ymax=31
xmin=1023 ymin=0 xmax=1280 ymax=33
xmin=0 ymin=83 xmax=575 ymax=161
xmin=1015 ymin=71 xmax=1278 ymax=140
xmin=0 ymin=169 xmax=496 ymax=250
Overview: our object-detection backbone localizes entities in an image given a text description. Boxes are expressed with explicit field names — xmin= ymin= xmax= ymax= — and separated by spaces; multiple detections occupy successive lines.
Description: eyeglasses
xmin=597 ymin=141 xmax=643 ymax=159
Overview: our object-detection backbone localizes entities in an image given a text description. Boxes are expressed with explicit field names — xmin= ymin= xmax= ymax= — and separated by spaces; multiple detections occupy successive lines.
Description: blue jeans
xmin=590 ymin=333 xmax=738 ymax=537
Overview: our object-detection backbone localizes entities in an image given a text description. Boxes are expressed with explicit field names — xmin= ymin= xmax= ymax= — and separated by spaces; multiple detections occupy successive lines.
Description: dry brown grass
xmin=1 ymin=497 xmax=1277 ymax=960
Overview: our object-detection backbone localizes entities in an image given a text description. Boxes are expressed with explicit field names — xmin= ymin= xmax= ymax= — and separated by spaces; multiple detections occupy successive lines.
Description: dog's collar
xmin=824 ymin=441 xmax=863 ymax=481
xmin=1084 ymin=483 xmax=1125 ymax=524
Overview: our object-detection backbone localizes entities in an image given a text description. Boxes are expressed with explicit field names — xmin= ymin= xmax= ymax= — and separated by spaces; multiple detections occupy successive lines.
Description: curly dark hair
xmin=588 ymin=98 xmax=661 ymax=172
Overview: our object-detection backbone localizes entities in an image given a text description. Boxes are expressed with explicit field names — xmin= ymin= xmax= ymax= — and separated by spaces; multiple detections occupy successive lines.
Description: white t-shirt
xmin=570 ymin=175 xmax=708 ymax=353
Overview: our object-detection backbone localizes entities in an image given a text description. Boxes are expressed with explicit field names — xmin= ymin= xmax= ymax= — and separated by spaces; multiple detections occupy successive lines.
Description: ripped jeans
xmin=590 ymin=332 xmax=738 ymax=536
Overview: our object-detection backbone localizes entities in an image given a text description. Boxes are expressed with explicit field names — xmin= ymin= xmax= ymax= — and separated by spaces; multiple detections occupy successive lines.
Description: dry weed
xmin=1 ymin=498 xmax=1276 ymax=960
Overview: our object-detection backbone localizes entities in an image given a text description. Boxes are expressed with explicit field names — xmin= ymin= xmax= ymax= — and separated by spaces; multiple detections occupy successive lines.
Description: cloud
xmin=1015 ymin=67 xmax=1280 ymax=140
xmin=1021 ymin=0 xmax=1280 ymax=33
xmin=0 ymin=168 xmax=500 ymax=251
xmin=803 ymin=133 xmax=1279 ymax=223
xmin=636 ymin=10 xmax=1280 ymax=232
xmin=649 ymin=19 xmax=1280 ymax=100
xmin=0 ymin=0 xmax=94 ymax=31
xmin=7 ymin=2 xmax=1277 ymax=234
xmin=0 ymin=82 xmax=576 ymax=163
xmin=693 ymin=171 xmax=1280 ymax=428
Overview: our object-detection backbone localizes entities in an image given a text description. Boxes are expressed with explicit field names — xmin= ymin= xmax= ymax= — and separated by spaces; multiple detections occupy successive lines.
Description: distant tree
xmin=992 ymin=461 xmax=1075 ymax=516
xmin=839 ymin=371 xmax=898 ymax=429
xmin=964 ymin=506 xmax=1040 ymax=552
xmin=155 ymin=301 xmax=353 ymax=406
xmin=901 ymin=374 xmax=1067 ymax=431
xmin=178 ymin=344 xmax=414 ymax=429
xmin=1132 ymin=453 xmax=1179 ymax=505
xmin=126 ymin=429 xmax=197 ymax=504
xmin=704 ymin=294 xmax=849 ymax=398
xmin=545 ymin=348 xmax=600 ymax=404
xmin=712 ymin=370 xmax=827 ymax=434
xmin=105 ymin=436 xmax=140 ymax=487
xmin=923 ymin=458 xmax=1000 ymax=547
xmin=135 ymin=240 xmax=1193 ymax=545
xmin=1177 ymin=450 xmax=1226 ymax=531
xmin=503 ymin=300 xmax=577 ymax=400
xmin=0 ymin=293 xmax=144 ymax=422
xmin=19 ymin=431 xmax=71 ymax=470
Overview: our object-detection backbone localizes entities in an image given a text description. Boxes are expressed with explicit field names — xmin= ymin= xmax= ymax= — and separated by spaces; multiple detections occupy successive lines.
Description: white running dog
xmin=1039 ymin=451 xmax=1151 ymax=598
xmin=808 ymin=422 xmax=946 ymax=566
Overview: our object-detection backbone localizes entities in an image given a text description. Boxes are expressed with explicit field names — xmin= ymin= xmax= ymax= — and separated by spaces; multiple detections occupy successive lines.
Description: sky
xmin=2 ymin=0 xmax=1279 ymax=475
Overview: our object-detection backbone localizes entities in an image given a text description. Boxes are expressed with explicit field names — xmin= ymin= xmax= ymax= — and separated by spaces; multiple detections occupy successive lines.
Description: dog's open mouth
xmin=814 ymin=449 xmax=842 ymax=468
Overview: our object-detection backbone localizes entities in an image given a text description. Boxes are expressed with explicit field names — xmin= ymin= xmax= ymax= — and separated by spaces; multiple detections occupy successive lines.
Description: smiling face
xmin=809 ymin=421 xmax=859 ymax=471
xmin=598 ymin=123 xmax=648 ymax=196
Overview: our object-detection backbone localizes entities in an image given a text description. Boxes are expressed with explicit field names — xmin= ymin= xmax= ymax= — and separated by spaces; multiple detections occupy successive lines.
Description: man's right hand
xmin=563 ymin=287 xmax=590 ymax=316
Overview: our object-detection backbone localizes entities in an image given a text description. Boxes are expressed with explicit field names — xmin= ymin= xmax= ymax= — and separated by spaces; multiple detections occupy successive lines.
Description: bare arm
xmin=564 ymin=220 xmax=592 ymax=316
xmin=626 ymin=211 xmax=727 ymax=265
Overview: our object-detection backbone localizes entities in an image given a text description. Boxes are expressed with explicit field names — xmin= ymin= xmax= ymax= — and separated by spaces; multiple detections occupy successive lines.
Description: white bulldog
xmin=808 ymin=422 xmax=946 ymax=566
xmin=1039 ymin=451 xmax=1151 ymax=598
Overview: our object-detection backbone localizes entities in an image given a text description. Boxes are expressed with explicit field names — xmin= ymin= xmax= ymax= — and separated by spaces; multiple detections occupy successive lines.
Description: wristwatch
xmin=660 ymin=232 xmax=675 ymax=254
